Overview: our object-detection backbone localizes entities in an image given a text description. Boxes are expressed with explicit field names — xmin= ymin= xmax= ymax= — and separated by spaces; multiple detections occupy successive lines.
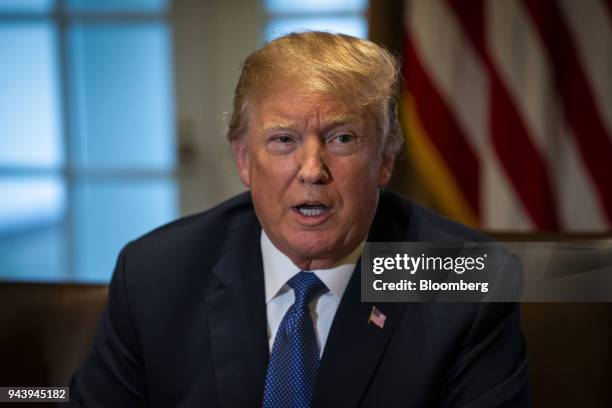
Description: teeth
xmin=298 ymin=207 xmax=326 ymax=217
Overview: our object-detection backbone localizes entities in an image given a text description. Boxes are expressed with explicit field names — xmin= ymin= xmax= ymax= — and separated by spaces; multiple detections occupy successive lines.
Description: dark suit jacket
xmin=70 ymin=190 xmax=531 ymax=407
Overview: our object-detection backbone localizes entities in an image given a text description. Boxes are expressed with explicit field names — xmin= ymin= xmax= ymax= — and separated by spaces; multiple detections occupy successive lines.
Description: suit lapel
xmin=205 ymin=212 xmax=269 ymax=408
xmin=311 ymin=262 xmax=407 ymax=408
xmin=312 ymin=190 xmax=416 ymax=407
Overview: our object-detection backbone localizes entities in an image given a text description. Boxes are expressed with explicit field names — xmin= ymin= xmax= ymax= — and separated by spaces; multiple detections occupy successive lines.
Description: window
xmin=0 ymin=1 xmax=177 ymax=282
xmin=263 ymin=0 xmax=368 ymax=41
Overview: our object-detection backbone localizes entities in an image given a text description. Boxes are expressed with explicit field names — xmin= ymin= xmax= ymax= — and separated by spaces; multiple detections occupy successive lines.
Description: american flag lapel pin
xmin=368 ymin=306 xmax=387 ymax=329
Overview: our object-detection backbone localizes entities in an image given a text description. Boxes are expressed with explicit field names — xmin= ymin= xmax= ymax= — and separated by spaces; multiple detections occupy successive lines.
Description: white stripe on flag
xmin=559 ymin=0 xmax=612 ymax=137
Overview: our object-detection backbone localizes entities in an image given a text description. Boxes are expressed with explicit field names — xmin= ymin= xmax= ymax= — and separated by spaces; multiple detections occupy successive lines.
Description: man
xmin=71 ymin=32 xmax=530 ymax=407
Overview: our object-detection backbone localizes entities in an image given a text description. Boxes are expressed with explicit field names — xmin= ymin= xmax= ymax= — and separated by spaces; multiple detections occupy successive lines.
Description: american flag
xmin=368 ymin=306 xmax=387 ymax=329
xmin=401 ymin=0 xmax=612 ymax=231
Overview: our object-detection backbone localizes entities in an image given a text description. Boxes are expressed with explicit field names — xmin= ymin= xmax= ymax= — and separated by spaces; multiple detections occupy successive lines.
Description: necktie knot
xmin=287 ymin=271 xmax=327 ymax=309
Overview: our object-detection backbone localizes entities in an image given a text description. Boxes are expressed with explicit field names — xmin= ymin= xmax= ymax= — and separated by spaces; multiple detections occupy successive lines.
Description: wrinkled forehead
xmin=246 ymin=86 xmax=375 ymax=134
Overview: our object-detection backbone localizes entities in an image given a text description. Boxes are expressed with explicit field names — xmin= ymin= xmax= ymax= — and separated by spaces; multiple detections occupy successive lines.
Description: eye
xmin=267 ymin=134 xmax=297 ymax=154
xmin=327 ymin=132 xmax=360 ymax=155
xmin=271 ymin=135 xmax=294 ymax=144
xmin=329 ymin=133 xmax=355 ymax=144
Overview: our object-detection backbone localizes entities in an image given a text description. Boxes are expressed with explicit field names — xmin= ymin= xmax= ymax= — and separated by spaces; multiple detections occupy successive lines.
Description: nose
xmin=297 ymin=137 xmax=331 ymax=185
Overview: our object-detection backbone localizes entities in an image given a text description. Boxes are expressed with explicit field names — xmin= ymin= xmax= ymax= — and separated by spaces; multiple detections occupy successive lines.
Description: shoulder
xmin=106 ymin=191 xmax=260 ymax=329
xmin=375 ymin=191 xmax=523 ymax=346
xmin=116 ymin=191 xmax=258 ymax=287
xmin=125 ymin=191 xmax=255 ymax=256
xmin=373 ymin=189 xmax=490 ymax=242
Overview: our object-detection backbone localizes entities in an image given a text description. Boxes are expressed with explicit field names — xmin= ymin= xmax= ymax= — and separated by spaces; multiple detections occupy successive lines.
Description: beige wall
xmin=172 ymin=0 xmax=265 ymax=216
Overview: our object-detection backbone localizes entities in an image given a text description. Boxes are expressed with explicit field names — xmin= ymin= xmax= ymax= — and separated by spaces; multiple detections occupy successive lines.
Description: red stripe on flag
xmin=404 ymin=35 xmax=481 ymax=218
xmin=447 ymin=0 xmax=488 ymax=57
xmin=524 ymin=0 xmax=612 ymax=224
xmin=447 ymin=0 xmax=560 ymax=230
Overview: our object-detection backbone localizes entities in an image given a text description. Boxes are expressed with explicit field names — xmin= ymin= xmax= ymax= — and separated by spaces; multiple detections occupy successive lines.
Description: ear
xmin=231 ymin=138 xmax=251 ymax=187
xmin=378 ymin=153 xmax=395 ymax=187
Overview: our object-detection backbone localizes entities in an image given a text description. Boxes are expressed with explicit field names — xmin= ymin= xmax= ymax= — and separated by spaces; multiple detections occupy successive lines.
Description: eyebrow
xmin=261 ymin=113 xmax=365 ymax=134
xmin=261 ymin=120 xmax=298 ymax=133
xmin=323 ymin=113 xmax=365 ymax=131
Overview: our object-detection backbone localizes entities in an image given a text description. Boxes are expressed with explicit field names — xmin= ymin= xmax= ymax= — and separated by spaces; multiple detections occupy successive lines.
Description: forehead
xmin=250 ymin=90 xmax=366 ymax=129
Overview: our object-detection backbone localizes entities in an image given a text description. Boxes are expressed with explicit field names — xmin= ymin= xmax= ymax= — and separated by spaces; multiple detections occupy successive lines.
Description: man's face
xmin=232 ymin=89 xmax=394 ymax=270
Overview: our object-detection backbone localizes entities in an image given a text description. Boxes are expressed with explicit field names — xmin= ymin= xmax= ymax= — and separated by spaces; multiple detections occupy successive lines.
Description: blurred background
xmin=0 ymin=0 xmax=370 ymax=283
xmin=1 ymin=1 xmax=611 ymax=405
xmin=0 ymin=0 xmax=610 ymax=284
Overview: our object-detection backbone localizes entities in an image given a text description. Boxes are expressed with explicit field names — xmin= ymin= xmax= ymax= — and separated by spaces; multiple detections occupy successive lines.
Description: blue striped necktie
xmin=263 ymin=271 xmax=328 ymax=408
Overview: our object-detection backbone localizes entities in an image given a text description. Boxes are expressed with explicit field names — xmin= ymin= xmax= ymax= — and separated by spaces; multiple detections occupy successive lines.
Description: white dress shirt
xmin=261 ymin=231 xmax=361 ymax=356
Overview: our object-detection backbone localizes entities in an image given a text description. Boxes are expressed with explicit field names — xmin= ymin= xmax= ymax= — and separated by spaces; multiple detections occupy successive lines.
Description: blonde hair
xmin=227 ymin=31 xmax=403 ymax=157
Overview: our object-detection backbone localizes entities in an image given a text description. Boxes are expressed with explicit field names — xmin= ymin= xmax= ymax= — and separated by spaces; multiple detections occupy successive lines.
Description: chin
xmin=285 ymin=230 xmax=342 ymax=261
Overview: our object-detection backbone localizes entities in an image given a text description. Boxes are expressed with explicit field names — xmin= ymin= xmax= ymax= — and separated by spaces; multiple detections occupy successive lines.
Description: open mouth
xmin=292 ymin=202 xmax=330 ymax=217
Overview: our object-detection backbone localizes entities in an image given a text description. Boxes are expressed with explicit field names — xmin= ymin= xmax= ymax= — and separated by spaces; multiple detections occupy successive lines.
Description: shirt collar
xmin=261 ymin=230 xmax=361 ymax=303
